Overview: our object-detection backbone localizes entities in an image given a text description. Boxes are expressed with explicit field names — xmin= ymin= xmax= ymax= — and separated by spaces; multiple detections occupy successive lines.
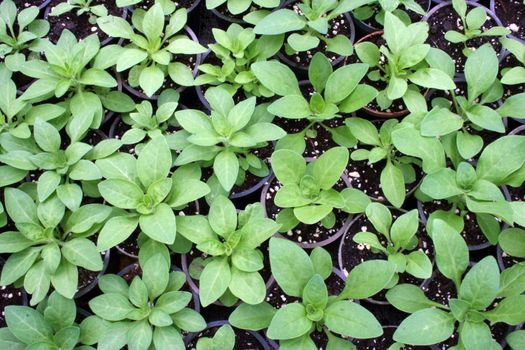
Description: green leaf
xmin=128 ymin=320 xmax=153 ymax=350
xmin=98 ymin=179 xmax=143 ymax=209
xmin=1 ymin=248 xmax=40 ymax=285
xmin=459 ymin=256 xmax=499 ymax=310
xmin=476 ymin=135 xmax=525 ymax=185
xmin=325 ymin=64 xmax=368 ymax=104
xmin=394 ymin=308 xmax=455 ymax=346
xmin=381 ymin=162 xmax=405 ymax=208
xmin=408 ymin=68 xmax=456 ymax=90
xmin=97 ymin=216 xmax=139 ymax=251
xmin=466 ymin=105 xmax=505 ymax=133
xmin=62 ymin=238 xmax=103 ymax=271
xmin=465 ymin=44 xmax=498 ymax=100
xmin=266 ymin=303 xmax=311 ymax=340
xmin=421 ymin=108 xmax=463 ymax=137
xmin=229 ymin=302 xmax=276 ymax=331
xmin=313 ymin=147 xmax=348 ymax=190
xmin=386 ymin=284 xmax=442 ymax=313
xmin=420 ymin=168 xmax=463 ymax=199
xmin=34 ymin=119 xmax=61 ymax=153
xmin=153 ymin=326 xmax=184 ymax=350
xmin=88 ymin=293 xmax=135 ymax=321
xmin=140 ymin=65 xmax=164 ymax=97
xmin=208 ymin=195 xmax=237 ymax=236
xmin=97 ymin=15 xmax=133 ymax=39
xmin=271 ymin=149 xmax=306 ymax=185
xmin=498 ymin=262 xmax=525 ymax=297
xmin=251 ymin=60 xmax=301 ymax=96
xmin=432 ymin=219 xmax=469 ymax=286
xmin=485 ymin=295 xmax=525 ymax=325
xmin=139 ymin=203 xmax=177 ymax=244
xmin=253 ymin=9 xmax=305 ymax=35
xmin=269 ymin=237 xmax=314 ymax=297
xmin=460 ymin=321 xmax=493 ymax=350
xmin=4 ymin=188 xmax=38 ymax=225
xmin=365 ymin=202 xmax=392 ymax=236
xmin=5 ymin=306 xmax=53 ymax=344
xmin=229 ymin=268 xmax=266 ymax=305
xmin=405 ymin=250 xmax=433 ymax=279
xmin=309 ymin=52 xmax=333 ymax=92
xmin=213 ymin=150 xmax=239 ymax=192
xmin=142 ymin=3 xmax=164 ymax=41
xmin=345 ymin=117 xmax=380 ymax=146
xmin=499 ymin=228 xmax=525 ymax=258
xmin=341 ymin=260 xmax=396 ymax=299
xmin=199 ymin=257 xmax=231 ymax=307
xmin=325 ymin=301 xmax=383 ymax=338
xmin=142 ymin=253 xmax=170 ymax=300
xmin=507 ymin=330 xmax=525 ymax=350
xmin=137 ymin=137 xmax=172 ymax=189
xmin=268 ymin=95 xmax=311 ymax=119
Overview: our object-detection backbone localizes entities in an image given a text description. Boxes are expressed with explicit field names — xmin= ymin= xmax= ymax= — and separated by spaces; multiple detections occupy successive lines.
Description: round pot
xmin=210 ymin=8 xmax=245 ymax=24
xmin=117 ymin=262 xmax=201 ymax=313
xmin=184 ymin=320 xmax=272 ymax=349
xmin=490 ymin=0 xmax=525 ymax=45
xmin=36 ymin=0 xmax=52 ymax=9
xmin=417 ymin=200 xmax=494 ymax=251
xmin=44 ymin=3 xmax=128 ymax=46
xmin=230 ymin=168 xmax=274 ymax=200
xmin=276 ymin=0 xmax=356 ymax=72
xmin=180 ymin=254 xmax=275 ymax=307
xmin=338 ymin=211 xmax=434 ymax=305
xmin=352 ymin=0 xmax=432 ymax=33
xmin=260 ymin=170 xmax=353 ymax=249
xmin=122 ymin=26 xmax=203 ymax=100
xmin=74 ymin=249 xmax=110 ymax=298
xmin=423 ymin=1 xmax=505 ymax=79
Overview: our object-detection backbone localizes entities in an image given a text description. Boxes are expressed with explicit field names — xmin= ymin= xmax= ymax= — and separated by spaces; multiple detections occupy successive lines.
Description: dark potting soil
xmin=280 ymin=2 xmax=353 ymax=69
xmin=493 ymin=0 xmax=525 ymax=42
xmin=0 ymin=284 xmax=25 ymax=327
xmin=186 ymin=326 xmax=265 ymax=349
xmin=78 ymin=249 xmax=108 ymax=290
xmin=420 ymin=200 xmax=490 ymax=247
xmin=356 ymin=0 xmax=430 ymax=30
xmin=340 ymin=214 xmax=433 ymax=302
xmin=353 ymin=326 xmax=427 ymax=350
xmin=213 ymin=3 xmax=263 ymax=21
xmin=347 ymin=35 xmax=408 ymax=114
xmin=507 ymin=185 xmax=525 ymax=202
xmin=426 ymin=3 xmax=503 ymax=74
xmin=499 ymin=250 xmax=522 ymax=269
xmin=13 ymin=0 xmax=46 ymax=8
xmin=138 ymin=0 xmax=198 ymax=11
xmin=265 ymin=270 xmax=345 ymax=348
xmin=422 ymin=272 xmax=510 ymax=349
xmin=230 ymin=144 xmax=274 ymax=197
xmin=46 ymin=0 xmax=123 ymax=43
xmin=264 ymin=176 xmax=350 ymax=245
xmin=500 ymin=53 xmax=525 ymax=101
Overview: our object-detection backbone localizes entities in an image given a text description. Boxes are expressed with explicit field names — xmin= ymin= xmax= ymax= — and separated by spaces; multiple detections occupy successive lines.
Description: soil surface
xmin=356 ymin=0 xmax=430 ymax=30
xmin=0 ymin=284 xmax=25 ymax=327
xmin=493 ymin=0 xmax=525 ymax=42
xmin=186 ymin=326 xmax=265 ymax=349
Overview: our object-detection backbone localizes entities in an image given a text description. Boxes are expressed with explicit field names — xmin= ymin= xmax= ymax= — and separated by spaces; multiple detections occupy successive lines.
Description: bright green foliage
xmin=177 ymin=196 xmax=280 ymax=306
xmin=97 ymin=3 xmax=207 ymax=97
xmin=446 ymin=0 xmax=510 ymax=56
xmin=390 ymin=220 xmax=525 ymax=349
xmin=0 ymin=0 xmax=49 ymax=72
xmin=207 ymin=0 xmax=279 ymax=17
xmin=352 ymin=0 xmax=427 ymax=27
xmin=96 ymin=137 xmax=210 ymax=249
xmin=173 ymin=86 xmax=286 ymax=192
xmin=353 ymin=203 xmax=432 ymax=280
xmin=499 ymin=38 xmax=525 ymax=85
xmin=0 ymin=291 xmax=98 ymax=349
xmin=50 ymin=0 xmax=108 ymax=25
xmin=196 ymin=324 xmax=236 ymax=350
xmin=354 ymin=12 xmax=456 ymax=110
xmin=89 ymin=253 xmax=206 ymax=350
xmin=195 ymin=24 xmax=284 ymax=98
xmin=229 ymin=237 xmax=395 ymax=349
xmin=253 ymin=53 xmax=377 ymax=153
xmin=0 ymin=187 xmax=111 ymax=304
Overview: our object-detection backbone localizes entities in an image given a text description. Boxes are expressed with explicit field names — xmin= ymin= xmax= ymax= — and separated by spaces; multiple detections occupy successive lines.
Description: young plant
xmin=229 ymin=238 xmax=397 ymax=349
xmin=270 ymin=147 xmax=356 ymax=231
xmin=196 ymin=324 xmax=236 ymax=350
xmin=206 ymin=0 xmax=279 ymax=16
xmin=97 ymin=4 xmax=207 ymax=97
xmin=0 ymin=291 xmax=98 ymax=350
xmin=500 ymin=37 xmax=525 ymax=85
xmin=351 ymin=0 xmax=427 ymax=27
xmin=173 ymin=87 xmax=286 ymax=192
xmin=0 ymin=0 xmax=49 ymax=72
xmin=95 ymin=137 xmax=210 ymax=251
xmin=195 ymin=23 xmax=284 ymax=98
xmin=354 ymin=12 xmax=456 ymax=110
xmin=0 ymin=189 xmax=111 ymax=304
xmin=18 ymin=30 xmax=135 ymax=142
xmin=89 ymin=253 xmax=207 ymax=349
xmin=252 ymin=53 xmax=377 ymax=153
xmin=118 ymin=90 xmax=180 ymax=147
xmin=177 ymin=196 xmax=280 ymax=306
xmin=353 ymin=203 xmax=432 ymax=281
xmin=346 ymin=117 xmax=421 ymax=207
xmin=253 ymin=0 xmax=357 ymax=57
xmin=445 ymin=0 xmax=510 ymax=57
xmin=388 ymin=220 xmax=525 ymax=349
xmin=420 ymin=154 xmax=520 ymax=245
xmin=50 ymin=0 xmax=108 ymax=25
xmin=423 ymin=44 xmax=513 ymax=160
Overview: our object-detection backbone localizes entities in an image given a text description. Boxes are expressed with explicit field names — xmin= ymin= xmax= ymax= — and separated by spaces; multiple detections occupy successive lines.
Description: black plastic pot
xmin=74 ymin=249 xmax=110 ymax=299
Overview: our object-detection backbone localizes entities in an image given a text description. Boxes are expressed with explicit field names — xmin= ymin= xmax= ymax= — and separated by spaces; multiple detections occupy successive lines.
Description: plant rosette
xmin=178 ymin=196 xmax=280 ymax=307
xmin=254 ymin=0 xmax=357 ymax=71
xmin=338 ymin=203 xmax=434 ymax=305
xmin=227 ymin=238 xmax=396 ymax=349
xmin=388 ymin=221 xmax=525 ymax=349
xmin=185 ymin=320 xmax=273 ymax=350
xmin=490 ymin=0 xmax=525 ymax=45
xmin=45 ymin=0 xmax=129 ymax=46
xmin=351 ymin=0 xmax=431 ymax=34
xmin=0 ymin=257 xmax=27 ymax=328
xmin=260 ymin=147 xmax=370 ymax=248
xmin=423 ymin=0 xmax=508 ymax=76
